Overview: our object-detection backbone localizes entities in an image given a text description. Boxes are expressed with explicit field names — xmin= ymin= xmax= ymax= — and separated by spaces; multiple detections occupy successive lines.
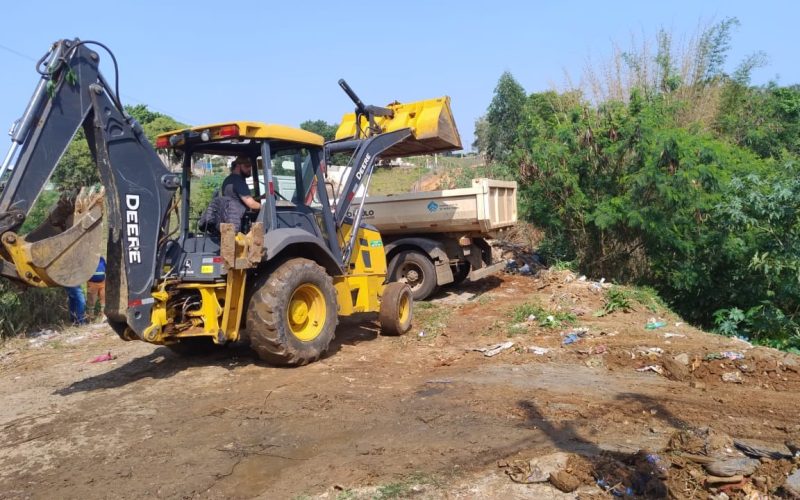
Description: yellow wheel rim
xmin=398 ymin=291 xmax=411 ymax=325
xmin=288 ymin=284 xmax=326 ymax=342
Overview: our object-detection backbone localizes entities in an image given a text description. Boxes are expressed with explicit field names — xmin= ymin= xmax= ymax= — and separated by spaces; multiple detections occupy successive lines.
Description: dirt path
xmin=1 ymin=272 xmax=798 ymax=499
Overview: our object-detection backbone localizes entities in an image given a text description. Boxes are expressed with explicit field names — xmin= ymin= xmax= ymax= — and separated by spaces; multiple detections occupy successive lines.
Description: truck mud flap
xmin=468 ymin=260 xmax=506 ymax=282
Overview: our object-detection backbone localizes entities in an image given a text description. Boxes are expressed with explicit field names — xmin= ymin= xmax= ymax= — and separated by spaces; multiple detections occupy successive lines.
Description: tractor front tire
xmin=245 ymin=258 xmax=337 ymax=366
xmin=379 ymin=282 xmax=413 ymax=336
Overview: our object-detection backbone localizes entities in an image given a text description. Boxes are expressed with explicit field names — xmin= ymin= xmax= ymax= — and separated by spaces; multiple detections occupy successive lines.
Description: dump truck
xmin=0 ymin=39 xmax=463 ymax=365
xmin=345 ymin=178 xmax=518 ymax=300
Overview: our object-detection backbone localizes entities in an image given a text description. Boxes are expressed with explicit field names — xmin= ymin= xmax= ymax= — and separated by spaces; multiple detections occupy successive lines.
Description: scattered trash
xmin=418 ymin=330 xmax=425 ymax=337
xmin=596 ymin=479 xmax=634 ymax=497
xmin=706 ymin=351 xmax=745 ymax=361
xmin=646 ymin=453 xmax=669 ymax=478
xmin=734 ymin=440 xmax=793 ymax=460
xmin=593 ymin=344 xmax=607 ymax=355
xmin=720 ymin=351 xmax=745 ymax=361
xmin=663 ymin=332 xmax=686 ymax=338
xmin=27 ymin=329 xmax=59 ymax=347
xmin=637 ymin=365 xmax=665 ymax=375
xmin=526 ymin=314 xmax=536 ymax=322
xmin=721 ymin=371 xmax=743 ymax=383
xmin=645 ymin=319 xmax=667 ymax=330
xmin=641 ymin=347 xmax=664 ymax=355
xmin=562 ymin=333 xmax=582 ymax=345
xmin=501 ymin=452 xmax=571 ymax=483
xmin=90 ymin=352 xmax=116 ymax=363
xmin=472 ymin=341 xmax=514 ymax=357
xmin=704 ymin=458 xmax=760 ymax=477
xmin=528 ymin=346 xmax=551 ymax=355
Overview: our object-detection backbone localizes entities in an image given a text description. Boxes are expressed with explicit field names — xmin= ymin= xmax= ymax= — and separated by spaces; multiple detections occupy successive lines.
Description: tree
xmin=50 ymin=104 xmax=186 ymax=191
xmin=483 ymin=72 xmax=526 ymax=162
xmin=300 ymin=120 xmax=338 ymax=142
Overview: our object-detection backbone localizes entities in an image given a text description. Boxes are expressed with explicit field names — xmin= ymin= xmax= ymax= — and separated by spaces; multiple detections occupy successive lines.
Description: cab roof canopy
xmin=155 ymin=121 xmax=324 ymax=150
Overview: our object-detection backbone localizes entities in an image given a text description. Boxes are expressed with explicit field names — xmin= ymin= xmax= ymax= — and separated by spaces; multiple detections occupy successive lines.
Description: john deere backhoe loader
xmin=0 ymin=38 xmax=462 ymax=365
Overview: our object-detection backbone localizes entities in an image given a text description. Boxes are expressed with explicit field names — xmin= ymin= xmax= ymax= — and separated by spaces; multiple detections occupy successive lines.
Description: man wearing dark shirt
xmin=220 ymin=156 xmax=261 ymax=232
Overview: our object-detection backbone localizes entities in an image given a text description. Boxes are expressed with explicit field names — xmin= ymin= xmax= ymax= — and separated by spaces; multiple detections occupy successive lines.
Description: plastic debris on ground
xmin=663 ymin=332 xmax=686 ymax=338
xmin=528 ymin=346 xmax=550 ymax=355
xmin=637 ymin=365 xmax=665 ymax=375
xmin=706 ymin=351 xmax=745 ymax=361
xmin=90 ymin=352 xmax=116 ymax=363
xmin=27 ymin=329 xmax=59 ymax=347
xmin=471 ymin=341 xmax=514 ymax=357
xmin=721 ymin=371 xmax=744 ymax=383
xmin=645 ymin=318 xmax=668 ymax=330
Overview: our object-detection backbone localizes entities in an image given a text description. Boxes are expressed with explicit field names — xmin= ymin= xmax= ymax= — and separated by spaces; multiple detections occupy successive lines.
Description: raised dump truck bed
xmin=348 ymin=178 xmax=518 ymax=300
xmin=355 ymin=178 xmax=517 ymax=237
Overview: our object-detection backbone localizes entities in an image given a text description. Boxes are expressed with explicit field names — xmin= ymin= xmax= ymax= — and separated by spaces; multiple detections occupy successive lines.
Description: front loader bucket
xmin=335 ymin=97 xmax=462 ymax=157
xmin=0 ymin=188 xmax=104 ymax=287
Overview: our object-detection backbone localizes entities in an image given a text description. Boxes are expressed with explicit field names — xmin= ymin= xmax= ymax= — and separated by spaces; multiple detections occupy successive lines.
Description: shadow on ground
xmin=53 ymin=343 xmax=258 ymax=396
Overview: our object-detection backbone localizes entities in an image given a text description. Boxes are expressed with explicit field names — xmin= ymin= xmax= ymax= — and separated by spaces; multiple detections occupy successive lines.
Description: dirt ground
xmin=1 ymin=270 xmax=799 ymax=499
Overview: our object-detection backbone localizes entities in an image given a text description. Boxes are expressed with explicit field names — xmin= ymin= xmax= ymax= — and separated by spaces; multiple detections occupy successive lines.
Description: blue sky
xmin=1 ymin=1 xmax=797 ymax=152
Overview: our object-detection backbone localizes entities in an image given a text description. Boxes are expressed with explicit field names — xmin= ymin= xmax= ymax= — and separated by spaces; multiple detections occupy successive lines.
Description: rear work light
xmin=218 ymin=125 xmax=240 ymax=137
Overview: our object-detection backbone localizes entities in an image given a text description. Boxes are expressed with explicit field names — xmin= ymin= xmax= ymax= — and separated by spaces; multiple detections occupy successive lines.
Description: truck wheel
xmin=451 ymin=262 xmax=471 ymax=285
xmin=388 ymin=250 xmax=438 ymax=300
xmin=379 ymin=282 xmax=413 ymax=336
xmin=245 ymin=258 xmax=338 ymax=366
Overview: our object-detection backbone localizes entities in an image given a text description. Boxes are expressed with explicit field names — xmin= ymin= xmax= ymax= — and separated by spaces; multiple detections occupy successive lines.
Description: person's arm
xmin=233 ymin=176 xmax=261 ymax=210
xmin=239 ymin=195 xmax=262 ymax=210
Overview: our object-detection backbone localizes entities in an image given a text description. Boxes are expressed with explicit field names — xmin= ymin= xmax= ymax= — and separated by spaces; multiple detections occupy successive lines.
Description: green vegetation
xmin=1 ymin=104 xmax=185 ymax=339
xmin=595 ymin=286 xmax=634 ymax=317
xmin=414 ymin=302 xmax=451 ymax=338
xmin=511 ymin=302 xmax=576 ymax=328
xmin=475 ymin=18 xmax=800 ymax=351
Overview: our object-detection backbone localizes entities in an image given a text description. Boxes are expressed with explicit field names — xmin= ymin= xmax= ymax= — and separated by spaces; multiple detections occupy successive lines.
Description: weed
xmin=373 ymin=473 xmax=439 ymax=499
xmin=550 ymin=260 xmax=577 ymax=272
xmin=335 ymin=490 xmax=357 ymax=500
xmin=595 ymin=286 xmax=634 ymax=317
xmin=506 ymin=323 xmax=528 ymax=337
xmin=595 ymin=285 xmax=668 ymax=317
xmin=511 ymin=302 xmax=576 ymax=328
xmin=629 ymin=286 xmax=668 ymax=313
xmin=415 ymin=303 xmax=450 ymax=338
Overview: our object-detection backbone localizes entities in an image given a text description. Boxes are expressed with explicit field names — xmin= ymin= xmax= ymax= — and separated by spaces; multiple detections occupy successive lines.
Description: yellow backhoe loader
xmin=0 ymin=39 xmax=461 ymax=365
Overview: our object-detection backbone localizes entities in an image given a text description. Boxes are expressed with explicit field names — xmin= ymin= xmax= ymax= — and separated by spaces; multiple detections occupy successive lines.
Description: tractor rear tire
xmin=245 ymin=258 xmax=338 ymax=366
xmin=388 ymin=250 xmax=438 ymax=301
xmin=379 ymin=282 xmax=413 ymax=336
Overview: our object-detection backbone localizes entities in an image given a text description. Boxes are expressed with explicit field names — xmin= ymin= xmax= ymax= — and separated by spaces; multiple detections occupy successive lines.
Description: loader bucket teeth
xmin=1 ymin=187 xmax=104 ymax=287
xmin=335 ymin=97 xmax=462 ymax=157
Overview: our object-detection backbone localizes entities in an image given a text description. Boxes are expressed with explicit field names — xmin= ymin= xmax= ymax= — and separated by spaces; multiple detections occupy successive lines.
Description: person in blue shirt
xmin=86 ymin=256 xmax=106 ymax=321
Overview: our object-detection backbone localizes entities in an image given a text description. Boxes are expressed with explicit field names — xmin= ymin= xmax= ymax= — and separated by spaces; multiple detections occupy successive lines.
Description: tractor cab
xmin=154 ymin=122 xmax=342 ymax=283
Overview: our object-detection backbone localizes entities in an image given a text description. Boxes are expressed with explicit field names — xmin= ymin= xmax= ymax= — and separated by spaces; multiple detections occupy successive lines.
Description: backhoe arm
xmin=0 ymin=39 xmax=178 ymax=338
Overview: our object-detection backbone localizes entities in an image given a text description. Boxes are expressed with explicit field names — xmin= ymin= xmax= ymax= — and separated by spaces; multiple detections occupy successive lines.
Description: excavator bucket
xmin=335 ymin=97 xmax=462 ymax=157
xmin=1 ymin=187 xmax=104 ymax=287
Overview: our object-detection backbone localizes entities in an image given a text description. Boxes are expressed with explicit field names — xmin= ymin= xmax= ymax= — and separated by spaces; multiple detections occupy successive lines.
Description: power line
xmin=0 ymin=42 xmax=37 ymax=62
xmin=0 ymin=40 xmax=192 ymax=124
